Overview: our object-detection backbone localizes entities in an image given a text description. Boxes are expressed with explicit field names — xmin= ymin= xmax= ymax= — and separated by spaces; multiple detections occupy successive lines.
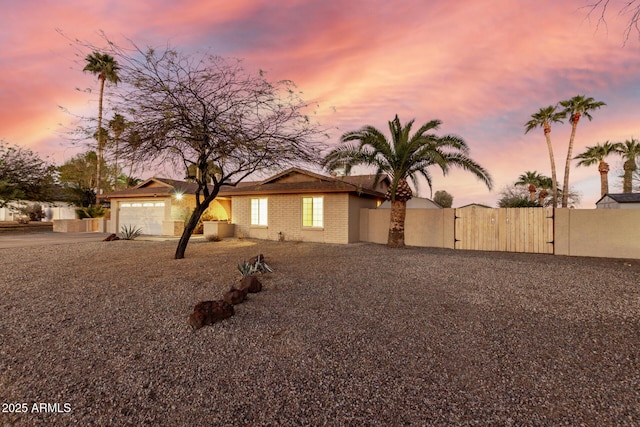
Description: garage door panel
xmin=119 ymin=201 xmax=165 ymax=235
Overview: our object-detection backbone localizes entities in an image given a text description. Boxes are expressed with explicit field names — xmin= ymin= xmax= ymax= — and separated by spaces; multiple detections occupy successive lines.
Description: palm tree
xmin=574 ymin=141 xmax=621 ymax=197
xmin=558 ymin=95 xmax=606 ymax=207
xmin=83 ymin=52 xmax=120 ymax=203
xmin=323 ymin=115 xmax=493 ymax=248
xmin=515 ymin=171 xmax=547 ymax=202
xmin=108 ymin=113 xmax=126 ymax=189
xmin=524 ymin=105 xmax=565 ymax=207
xmin=537 ymin=176 xmax=553 ymax=206
xmin=615 ymin=138 xmax=640 ymax=193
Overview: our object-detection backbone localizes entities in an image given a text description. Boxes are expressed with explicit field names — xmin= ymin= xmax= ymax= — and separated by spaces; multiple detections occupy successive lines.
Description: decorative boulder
xmin=103 ymin=233 xmax=120 ymax=241
xmin=223 ymin=287 xmax=248 ymax=305
xmin=239 ymin=275 xmax=262 ymax=293
xmin=189 ymin=300 xmax=234 ymax=330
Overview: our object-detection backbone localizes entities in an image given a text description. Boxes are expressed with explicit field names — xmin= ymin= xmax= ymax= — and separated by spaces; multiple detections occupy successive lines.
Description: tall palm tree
xmin=108 ymin=113 xmax=126 ymax=189
xmin=558 ymin=95 xmax=606 ymax=207
xmin=323 ymin=115 xmax=493 ymax=248
xmin=615 ymin=138 xmax=640 ymax=193
xmin=524 ymin=105 xmax=565 ymax=207
xmin=515 ymin=171 xmax=547 ymax=202
xmin=83 ymin=52 xmax=120 ymax=203
xmin=574 ymin=141 xmax=621 ymax=197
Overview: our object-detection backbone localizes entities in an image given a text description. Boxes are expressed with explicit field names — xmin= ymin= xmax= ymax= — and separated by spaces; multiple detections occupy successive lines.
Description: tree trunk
xmin=543 ymin=129 xmax=559 ymax=207
xmin=623 ymin=159 xmax=636 ymax=193
xmin=387 ymin=199 xmax=407 ymax=248
xmin=96 ymin=76 xmax=105 ymax=204
xmin=175 ymin=203 xmax=207 ymax=259
xmin=528 ymin=184 xmax=536 ymax=202
xmin=598 ymin=160 xmax=610 ymax=197
xmin=562 ymin=116 xmax=580 ymax=207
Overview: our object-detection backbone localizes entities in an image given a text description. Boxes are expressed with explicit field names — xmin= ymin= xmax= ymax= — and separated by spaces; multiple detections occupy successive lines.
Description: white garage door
xmin=119 ymin=201 xmax=166 ymax=235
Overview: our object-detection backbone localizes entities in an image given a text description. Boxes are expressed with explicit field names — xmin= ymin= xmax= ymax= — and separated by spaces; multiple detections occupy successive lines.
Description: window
xmin=251 ymin=198 xmax=268 ymax=226
xmin=302 ymin=196 xmax=323 ymax=228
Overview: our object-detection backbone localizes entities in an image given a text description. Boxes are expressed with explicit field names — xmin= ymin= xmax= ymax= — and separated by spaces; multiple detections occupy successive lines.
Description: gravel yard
xmin=1 ymin=238 xmax=639 ymax=426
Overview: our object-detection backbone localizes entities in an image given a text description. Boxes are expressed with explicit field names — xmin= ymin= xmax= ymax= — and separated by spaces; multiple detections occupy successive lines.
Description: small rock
xmin=239 ymin=275 xmax=262 ymax=293
xmin=188 ymin=300 xmax=234 ymax=330
xmin=223 ymin=287 xmax=248 ymax=305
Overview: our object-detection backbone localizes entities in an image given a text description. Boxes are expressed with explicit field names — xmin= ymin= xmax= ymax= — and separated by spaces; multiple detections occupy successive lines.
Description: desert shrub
xmin=205 ymin=234 xmax=222 ymax=242
xmin=19 ymin=203 xmax=45 ymax=221
xmin=76 ymin=205 xmax=108 ymax=219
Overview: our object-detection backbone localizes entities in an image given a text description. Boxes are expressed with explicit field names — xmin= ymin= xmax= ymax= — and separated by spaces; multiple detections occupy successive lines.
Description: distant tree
xmin=537 ymin=176 xmax=553 ymax=206
xmin=114 ymin=47 xmax=325 ymax=259
xmin=558 ymin=95 xmax=606 ymax=207
xmin=497 ymin=185 xmax=540 ymax=208
xmin=524 ymin=105 xmax=565 ymax=207
xmin=631 ymin=168 xmax=640 ymax=191
xmin=58 ymin=151 xmax=113 ymax=206
xmin=0 ymin=141 xmax=57 ymax=207
xmin=83 ymin=52 xmax=120 ymax=202
xmin=615 ymin=138 xmax=640 ymax=193
xmin=433 ymin=190 xmax=453 ymax=208
xmin=116 ymin=175 xmax=143 ymax=189
xmin=498 ymin=177 xmax=580 ymax=208
xmin=515 ymin=171 xmax=548 ymax=202
xmin=574 ymin=141 xmax=621 ymax=197
xmin=323 ymin=115 xmax=492 ymax=248
xmin=108 ymin=113 xmax=126 ymax=189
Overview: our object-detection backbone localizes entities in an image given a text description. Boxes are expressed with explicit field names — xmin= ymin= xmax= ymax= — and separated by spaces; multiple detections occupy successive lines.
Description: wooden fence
xmin=455 ymin=206 xmax=555 ymax=254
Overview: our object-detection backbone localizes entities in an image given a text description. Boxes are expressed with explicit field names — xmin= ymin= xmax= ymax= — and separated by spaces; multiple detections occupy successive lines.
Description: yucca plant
xmin=120 ymin=224 xmax=142 ymax=240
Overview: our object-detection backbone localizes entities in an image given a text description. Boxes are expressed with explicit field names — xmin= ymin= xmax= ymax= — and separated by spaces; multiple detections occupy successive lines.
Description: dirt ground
xmin=1 ymin=238 xmax=639 ymax=426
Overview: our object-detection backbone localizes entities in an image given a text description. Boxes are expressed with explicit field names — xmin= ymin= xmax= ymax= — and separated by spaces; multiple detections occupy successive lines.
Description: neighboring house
xmin=219 ymin=168 xmax=388 ymax=244
xmin=104 ymin=168 xmax=389 ymax=243
xmin=457 ymin=203 xmax=493 ymax=209
xmin=0 ymin=201 xmax=76 ymax=222
xmin=105 ymin=178 xmax=231 ymax=236
xmin=596 ymin=193 xmax=640 ymax=209
xmin=378 ymin=197 xmax=442 ymax=209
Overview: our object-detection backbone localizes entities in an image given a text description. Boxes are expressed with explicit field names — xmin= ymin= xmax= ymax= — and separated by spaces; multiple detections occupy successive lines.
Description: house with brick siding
xmin=104 ymin=168 xmax=388 ymax=243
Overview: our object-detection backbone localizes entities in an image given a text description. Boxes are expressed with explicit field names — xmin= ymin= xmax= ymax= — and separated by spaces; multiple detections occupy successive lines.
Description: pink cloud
xmin=2 ymin=0 xmax=639 ymax=207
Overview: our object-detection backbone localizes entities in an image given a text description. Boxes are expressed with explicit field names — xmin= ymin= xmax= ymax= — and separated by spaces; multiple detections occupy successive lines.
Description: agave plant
xmin=237 ymin=260 xmax=258 ymax=277
xmin=254 ymin=258 xmax=273 ymax=273
xmin=120 ymin=224 xmax=142 ymax=240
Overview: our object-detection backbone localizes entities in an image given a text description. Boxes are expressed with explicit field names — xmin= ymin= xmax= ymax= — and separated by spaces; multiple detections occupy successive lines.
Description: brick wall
xmin=231 ymin=193 xmax=359 ymax=244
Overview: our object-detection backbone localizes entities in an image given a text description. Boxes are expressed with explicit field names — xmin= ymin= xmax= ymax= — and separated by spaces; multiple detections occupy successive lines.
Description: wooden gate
xmin=454 ymin=206 xmax=554 ymax=254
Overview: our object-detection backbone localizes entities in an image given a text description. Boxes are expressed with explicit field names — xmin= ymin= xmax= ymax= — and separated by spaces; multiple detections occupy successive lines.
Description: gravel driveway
xmin=1 ymin=238 xmax=639 ymax=426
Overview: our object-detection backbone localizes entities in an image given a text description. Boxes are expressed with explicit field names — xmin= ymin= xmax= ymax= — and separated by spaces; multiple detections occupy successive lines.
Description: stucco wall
xmin=554 ymin=208 xmax=640 ymax=259
xmin=362 ymin=208 xmax=454 ymax=248
xmin=362 ymin=207 xmax=640 ymax=259
xmin=348 ymin=195 xmax=380 ymax=243
xmin=231 ymin=193 xmax=354 ymax=244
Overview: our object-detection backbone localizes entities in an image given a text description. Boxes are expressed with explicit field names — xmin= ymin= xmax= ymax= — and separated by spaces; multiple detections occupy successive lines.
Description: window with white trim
xmin=302 ymin=196 xmax=323 ymax=228
xmin=251 ymin=198 xmax=268 ymax=226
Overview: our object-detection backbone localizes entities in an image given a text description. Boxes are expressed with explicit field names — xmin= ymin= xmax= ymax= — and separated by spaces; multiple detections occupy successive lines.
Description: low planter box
xmin=203 ymin=221 xmax=235 ymax=238
xmin=53 ymin=219 xmax=87 ymax=233
xmin=163 ymin=220 xmax=185 ymax=236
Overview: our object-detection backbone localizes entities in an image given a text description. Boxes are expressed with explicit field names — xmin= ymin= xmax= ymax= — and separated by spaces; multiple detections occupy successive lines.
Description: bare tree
xmin=113 ymin=46 xmax=325 ymax=258
xmin=586 ymin=0 xmax=640 ymax=44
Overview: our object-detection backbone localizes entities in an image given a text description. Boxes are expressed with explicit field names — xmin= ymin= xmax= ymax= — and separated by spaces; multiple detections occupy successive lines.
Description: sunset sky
xmin=2 ymin=0 xmax=639 ymax=207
